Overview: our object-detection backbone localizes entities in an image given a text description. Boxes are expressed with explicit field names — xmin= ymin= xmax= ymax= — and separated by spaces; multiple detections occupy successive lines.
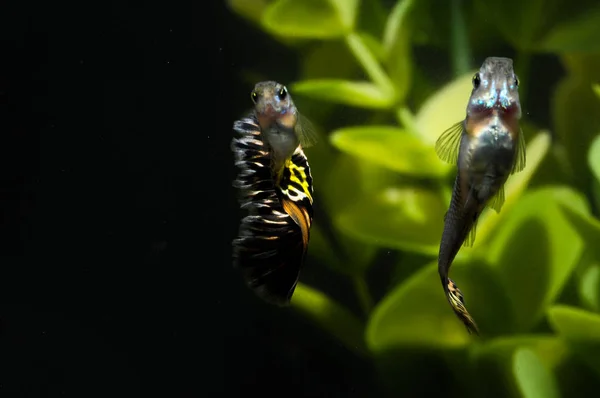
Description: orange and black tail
xmin=231 ymin=115 xmax=314 ymax=306
xmin=443 ymin=277 xmax=480 ymax=335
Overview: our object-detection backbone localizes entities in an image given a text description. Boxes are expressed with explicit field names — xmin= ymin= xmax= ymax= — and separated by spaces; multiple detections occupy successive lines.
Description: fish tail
xmin=231 ymin=114 xmax=311 ymax=306
xmin=444 ymin=277 xmax=480 ymax=335
xmin=232 ymin=212 xmax=306 ymax=306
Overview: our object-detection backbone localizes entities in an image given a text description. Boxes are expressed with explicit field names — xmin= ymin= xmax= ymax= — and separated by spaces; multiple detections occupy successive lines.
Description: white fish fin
xmin=435 ymin=121 xmax=464 ymax=165
xmin=295 ymin=113 xmax=318 ymax=149
xmin=511 ymin=128 xmax=526 ymax=174
xmin=462 ymin=220 xmax=478 ymax=248
xmin=487 ymin=185 xmax=505 ymax=213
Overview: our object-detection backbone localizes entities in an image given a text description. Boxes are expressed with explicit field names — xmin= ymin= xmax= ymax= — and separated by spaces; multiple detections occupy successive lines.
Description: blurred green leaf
xmin=547 ymin=305 xmax=600 ymax=376
xmin=307 ymin=151 xmax=379 ymax=276
xmin=227 ymin=0 xmax=272 ymax=24
xmin=580 ymin=265 xmax=600 ymax=313
xmin=487 ymin=187 xmax=585 ymax=332
xmin=327 ymin=0 xmax=360 ymax=31
xmin=538 ymin=5 xmax=600 ymax=52
xmin=291 ymin=79 xmax=394 ymax=108
xmin=513 ymin=348 xmax=561 ymax=398
xmin=330 ymin=126 xmax=449 ymax=178
xmin=470 ymin=336 xmax=567 ymax=398
xmin=335 ymin=185 xmax=446 ymax=255
xmin=292 ymin=282 xmax=368 ymax=356
xmin=381 ymin=0 xmax=415 ymax=104
xmin=382 ymin=0 xmax=414 ymax=54
xmin=556 ymin=196 xmax=600 ymax=264
xmin=474 ymin=335 xmax=567 ymax=371
xmin=552 ymin=54 xmax=600 ymax=190
xmin=588 ymin=134 xmax=600 ymax=184
xmin=345 ymin=33 xmax=395 ymax=97
xmin=413 ymin=70 xmax=476 ymax=145
xmin=357 ymin=32 xmax=385 ymax=61
xmin=262 ymin=0 xmax=350 ymax=38
xmin=594 ymin=84 xmax=600 ymax=98
xmin=475 ymin=132 xmax=552 ymax=247
xmin=366 ymin=259 xmax=511 ymax=351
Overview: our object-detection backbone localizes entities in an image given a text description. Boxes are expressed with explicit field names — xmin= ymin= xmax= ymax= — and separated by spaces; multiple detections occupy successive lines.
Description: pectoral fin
xmin=295 ymin=113 xmax=319 ymax=149
xmin=435 ymin=121 xmax=464 ymax=164
xmin=462 ymin=219 xmax=478 ymax=248
xmin=511 ymin=128 xmax=526 ymax=174
xmin=487 ymin=185 xmax=506 ymax=213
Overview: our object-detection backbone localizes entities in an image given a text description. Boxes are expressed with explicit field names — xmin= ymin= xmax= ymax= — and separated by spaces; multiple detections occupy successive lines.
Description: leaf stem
xmin=345 ymin=33 xmax=395 ymax=98
xmin=395 ymin=106 xmax=420 ymax=136
xmin=353 ymin=275 xmax=374 ymax=316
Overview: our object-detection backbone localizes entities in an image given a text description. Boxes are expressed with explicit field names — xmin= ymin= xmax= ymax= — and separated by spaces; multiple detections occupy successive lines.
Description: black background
xmin=0 ymin=1 xmax=376 ymax=396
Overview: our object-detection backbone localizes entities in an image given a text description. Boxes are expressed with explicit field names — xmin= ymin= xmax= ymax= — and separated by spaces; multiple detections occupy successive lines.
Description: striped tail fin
xmin=445 ymin=278 xmax=480 ymax=335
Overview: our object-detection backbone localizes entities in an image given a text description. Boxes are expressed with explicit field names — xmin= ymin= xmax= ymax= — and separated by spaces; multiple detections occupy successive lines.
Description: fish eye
xmin=472 ymin=73 xmax=481 ymax=88
xmin=278 ymin=86 xmax=287 ymax=99
xmin=251 ymin=91 xmax=258 ymax=103
xmin=514 ymin=76 xmax=520 ymax=87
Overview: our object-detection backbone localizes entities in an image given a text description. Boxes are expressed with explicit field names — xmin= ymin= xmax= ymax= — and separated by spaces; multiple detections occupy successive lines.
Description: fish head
xmin=467 ymin=57 xmax=521 ymax=119
xmin=251 ymin=81 xmax=297 ymax=130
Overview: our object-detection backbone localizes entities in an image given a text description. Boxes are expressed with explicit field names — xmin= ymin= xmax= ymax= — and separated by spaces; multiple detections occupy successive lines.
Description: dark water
xmin=0 ymin=1 xmax=378 ymax=396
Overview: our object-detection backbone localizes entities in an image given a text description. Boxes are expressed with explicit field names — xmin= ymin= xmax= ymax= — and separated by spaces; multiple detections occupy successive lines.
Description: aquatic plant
xmin=228 ymin=0 xmax=600 ymax=396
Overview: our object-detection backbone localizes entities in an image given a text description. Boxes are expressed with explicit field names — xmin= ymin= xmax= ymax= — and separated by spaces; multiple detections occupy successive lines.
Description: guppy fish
xmin=435 ymin=57 xmax=527 ymax=334
xmin=231 ymin=81 xmax=317 ymax=306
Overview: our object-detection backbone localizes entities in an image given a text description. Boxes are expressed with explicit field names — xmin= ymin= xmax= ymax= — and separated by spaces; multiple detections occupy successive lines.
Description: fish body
xmin=435 ymin=57 xmax=527 ymax=334
xmin=231 ymin=81 xmax=316 ymax=306
xmin=251 ymin=81 xmax=316 ymax=182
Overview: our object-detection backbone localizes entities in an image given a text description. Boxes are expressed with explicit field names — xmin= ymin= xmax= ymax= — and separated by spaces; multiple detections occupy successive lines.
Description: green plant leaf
xmin=588 ymin=134 xmax=600 ymax=184
xmin=487 ymin=187 xmax=585 ymax=332
xmin=330 ymin=126 xmax=449 ymax=178
xmin=327 ymin=0 xmax=359 ymax=31
xmin=413 ymin=70 xmax=476 ymax=144
xmin=547 ymin=305 xmax=600 ymax=376
xmin=292 ymin=282 xmax=368 ymax=356
xmin=226 ymin=0 xmax=272 ymax=24
xmin=474 ymin=335 xmax=567 ymax=371
xmin=594 ymin=84 xmax=600 ymax=98
xmin=357 ymin=32 xmax=385 ymax=61
xmin=513 ymin=348 xmax=561 ymax=398
xmin=381 ymin=0 xmax=416 ymax=104
xmin=552 ymin=54 xmax=600 ymax=190
xmin=262 ymin=0 xmax=349 ymax=38
xmin=344 ymin=33 xmax=395 ymax=97
xmin=366 ymin=258 xmax=512 ymax=351
xmin=475 ymin=132 xmax=551 ymax=247
xmin=538 ymin=5 xmax=600 ymax=52
xmin=580 ymin=265 xmax=600 ymax=313
xmin=334 ymin=185 xmax=446 ymax=255
xmin=291 ymin=79 xmax=394 ymax=108
xmin=469 ymin=335 xmax=567 ymax=398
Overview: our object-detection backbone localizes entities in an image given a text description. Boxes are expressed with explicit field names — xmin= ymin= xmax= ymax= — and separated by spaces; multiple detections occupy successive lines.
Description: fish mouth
xmin=263 ymin=103 xmax=283 ymax=117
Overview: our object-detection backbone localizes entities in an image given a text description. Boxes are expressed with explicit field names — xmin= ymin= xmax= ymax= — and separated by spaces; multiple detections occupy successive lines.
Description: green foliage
xmin=228 ymin=0 xmax=600 ymax=396
xmin=512 ymin=348 xmax=561 ymax=398
xmin=291 ymin=282 xmax=368 ymax=356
